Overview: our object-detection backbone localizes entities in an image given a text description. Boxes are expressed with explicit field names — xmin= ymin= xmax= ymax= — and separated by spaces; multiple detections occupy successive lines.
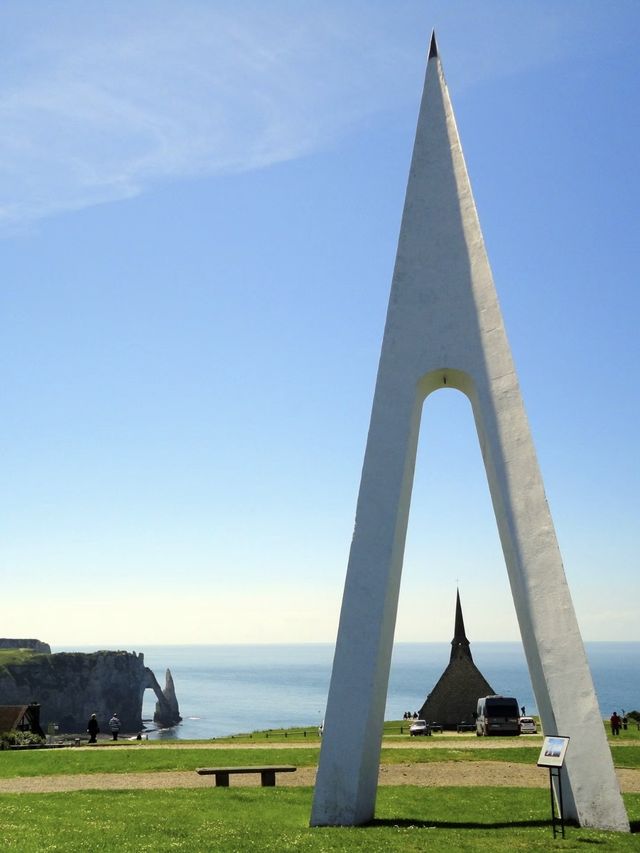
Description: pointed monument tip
xmin=428 ymin=30 xmax=438 ymax=60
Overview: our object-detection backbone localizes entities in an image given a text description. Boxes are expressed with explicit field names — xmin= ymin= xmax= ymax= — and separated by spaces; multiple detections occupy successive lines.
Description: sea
xmin=54 ymin=642 xmax=639 ymax=740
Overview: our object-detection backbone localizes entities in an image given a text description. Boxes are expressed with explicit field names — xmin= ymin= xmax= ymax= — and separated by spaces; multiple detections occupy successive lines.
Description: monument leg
xmin=469 ymin=379 xmax=628 ymax=830
xmin=310 ymin=384 xmax=422 ymax=826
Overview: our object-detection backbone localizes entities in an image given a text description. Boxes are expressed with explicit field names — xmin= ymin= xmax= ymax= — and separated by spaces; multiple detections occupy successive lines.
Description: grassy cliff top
xmin=0 ymin=648 xmax=141 ymax=676
xmin=0 ymin=648 xmax=41 ymax=667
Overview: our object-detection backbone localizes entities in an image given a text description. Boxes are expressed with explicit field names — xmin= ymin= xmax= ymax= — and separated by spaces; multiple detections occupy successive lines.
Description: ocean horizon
xmin=54 ymin=641 xmax=640 ymax=740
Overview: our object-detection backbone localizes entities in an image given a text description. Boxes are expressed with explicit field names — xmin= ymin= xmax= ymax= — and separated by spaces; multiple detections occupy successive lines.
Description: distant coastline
xmin=52 ymin=642 xmax=640 ymax=740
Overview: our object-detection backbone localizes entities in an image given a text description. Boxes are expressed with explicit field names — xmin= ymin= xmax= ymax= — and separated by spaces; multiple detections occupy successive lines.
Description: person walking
xmin=87 ymin=713 xmax=99 ymax=744
xmin=109 ymin=713 xmax=121 ymax=741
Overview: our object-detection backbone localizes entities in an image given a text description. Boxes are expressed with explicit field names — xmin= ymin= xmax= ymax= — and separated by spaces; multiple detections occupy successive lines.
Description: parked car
xmin=409 ymin=719 xmax=430 ymax=736
xmin=519 ymin=716 xmax=537 ymax=734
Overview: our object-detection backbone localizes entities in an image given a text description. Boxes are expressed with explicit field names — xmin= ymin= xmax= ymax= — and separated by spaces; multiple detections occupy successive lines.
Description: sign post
xmin=537 ymin=736 xmax=571 ymax=838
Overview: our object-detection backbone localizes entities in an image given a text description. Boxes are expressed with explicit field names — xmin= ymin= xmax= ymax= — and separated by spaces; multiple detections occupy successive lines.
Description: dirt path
xmin=1 ymin=763 xmax=639 ymax=794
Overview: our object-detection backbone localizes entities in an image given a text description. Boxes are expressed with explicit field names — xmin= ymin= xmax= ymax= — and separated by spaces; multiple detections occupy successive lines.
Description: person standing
xmin=610 ymin=711 xmax=621 ymax=736
xmin=109 ymin=713 xmax=121 ymax=741
xmin=87 ymin=713 xmax=99 ymax=744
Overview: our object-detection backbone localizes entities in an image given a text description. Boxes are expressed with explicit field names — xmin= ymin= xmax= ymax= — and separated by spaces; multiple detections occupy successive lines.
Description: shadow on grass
xmin=370 ymin=818 xmax=552 ymax=830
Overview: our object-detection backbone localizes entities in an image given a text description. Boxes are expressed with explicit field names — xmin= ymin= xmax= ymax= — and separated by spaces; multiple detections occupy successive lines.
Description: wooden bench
xmin=196 ymin=765 xmax=297 ymax=787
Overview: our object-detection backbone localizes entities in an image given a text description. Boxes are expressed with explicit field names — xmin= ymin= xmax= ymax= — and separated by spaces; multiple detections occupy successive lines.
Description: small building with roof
xmin=0 ymin=704 xmax=45 ymax=738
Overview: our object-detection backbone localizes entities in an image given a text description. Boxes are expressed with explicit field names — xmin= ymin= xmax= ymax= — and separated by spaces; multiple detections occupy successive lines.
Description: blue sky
xmin=1 ymin=1 xmax=638 ymax=645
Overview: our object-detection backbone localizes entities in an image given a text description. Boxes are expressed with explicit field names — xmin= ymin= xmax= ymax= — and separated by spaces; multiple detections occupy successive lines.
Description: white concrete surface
xmin=310 ymin=34 xmax=629 ymax=832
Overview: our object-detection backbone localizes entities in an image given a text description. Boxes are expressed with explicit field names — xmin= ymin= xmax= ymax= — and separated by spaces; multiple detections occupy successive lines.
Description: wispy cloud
xmin=0 ymin=2 xmax=416 ymax=230
xmin=0 ymin=0 xmax=625 ymax=231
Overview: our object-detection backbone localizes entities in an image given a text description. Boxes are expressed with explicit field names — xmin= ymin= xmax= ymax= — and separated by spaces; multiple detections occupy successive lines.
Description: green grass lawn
xmin=1 ymin=725 xmax=639 ymax=849
xmin=611 ymin=746 xmax=640 ymax=770
xmin=0 ymin=746 xmax=321 ymax=778
xmin=1 ymin=787 xmax=638 ymax=852
xmin=215 ymin=725 xmax=322 ymax=742
xmin=2 ymin=740 xmax=640 ymax=778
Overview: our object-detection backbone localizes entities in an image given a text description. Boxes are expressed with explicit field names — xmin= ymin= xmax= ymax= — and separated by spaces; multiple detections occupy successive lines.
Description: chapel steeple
xmin=450 ymin=588 xmax=472 ymax=662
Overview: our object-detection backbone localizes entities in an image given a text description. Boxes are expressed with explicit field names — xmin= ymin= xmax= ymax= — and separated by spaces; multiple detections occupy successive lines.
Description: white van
xmin=476 ymin=695 xmax=521 ymax=736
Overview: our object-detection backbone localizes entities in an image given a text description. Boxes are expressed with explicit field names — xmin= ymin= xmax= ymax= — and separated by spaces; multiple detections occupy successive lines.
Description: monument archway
xmin=398 ymin=385 xmax=505 ymax=623
xmin=310 ymin=34 xmax=629 ymax=833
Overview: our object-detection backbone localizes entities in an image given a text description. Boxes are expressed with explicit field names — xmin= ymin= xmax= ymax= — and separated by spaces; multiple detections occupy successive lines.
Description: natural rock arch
xmin=144 ymin=667 xmax=181 ymax=729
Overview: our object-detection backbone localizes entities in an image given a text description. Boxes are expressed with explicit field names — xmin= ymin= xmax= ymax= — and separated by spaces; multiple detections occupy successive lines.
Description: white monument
xmin=311 ymin=34 xmax=629 ymax=832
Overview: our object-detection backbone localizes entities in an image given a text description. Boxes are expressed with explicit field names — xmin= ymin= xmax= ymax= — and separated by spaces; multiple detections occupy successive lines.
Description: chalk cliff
xmin=0 ymin=647 xmax=181 ymax=734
